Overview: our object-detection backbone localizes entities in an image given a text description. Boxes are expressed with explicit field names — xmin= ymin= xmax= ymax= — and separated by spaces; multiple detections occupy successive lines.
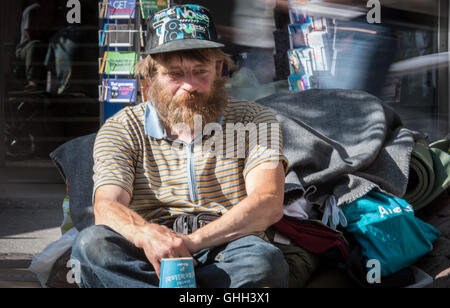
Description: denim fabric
xmin=71 ymin=225 xmax=289 ymax=288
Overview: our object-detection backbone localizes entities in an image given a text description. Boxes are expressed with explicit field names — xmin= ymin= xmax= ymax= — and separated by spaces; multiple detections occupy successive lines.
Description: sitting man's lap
xmin=72 ymin=225 xmax=289 ymax=288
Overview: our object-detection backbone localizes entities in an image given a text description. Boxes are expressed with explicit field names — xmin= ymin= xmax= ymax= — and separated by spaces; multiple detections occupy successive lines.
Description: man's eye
xmin=169 ymin=72 xmax=182 ymax=77
xmin=195 ymin=70 xmax=208 ymax=75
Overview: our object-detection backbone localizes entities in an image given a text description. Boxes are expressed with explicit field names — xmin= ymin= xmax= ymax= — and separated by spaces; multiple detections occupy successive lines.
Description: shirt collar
xmin=144 ymin=102 xmax=167 ymax=139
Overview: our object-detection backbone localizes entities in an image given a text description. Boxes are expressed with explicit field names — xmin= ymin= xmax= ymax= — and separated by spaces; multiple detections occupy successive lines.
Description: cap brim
xmin=143 ymin=39 xmax=225 ymax=55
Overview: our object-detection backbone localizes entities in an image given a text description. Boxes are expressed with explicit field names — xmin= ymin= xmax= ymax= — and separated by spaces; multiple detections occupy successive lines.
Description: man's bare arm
xmin=94 ymin=185 xmax=144 ymax=242
xmin=94 ymin=185 xmax=192 ymax=278
xmin=185 ymin=162 xmax=285 ymax=252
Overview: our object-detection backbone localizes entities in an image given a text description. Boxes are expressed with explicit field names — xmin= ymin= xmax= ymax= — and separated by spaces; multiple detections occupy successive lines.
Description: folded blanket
xmin=256 ymin=89 xmax=417 ymax=207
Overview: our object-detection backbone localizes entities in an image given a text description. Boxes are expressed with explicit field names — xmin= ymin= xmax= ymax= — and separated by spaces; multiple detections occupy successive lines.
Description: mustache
xmin=173 ymin=91 xmax=205 ymax=104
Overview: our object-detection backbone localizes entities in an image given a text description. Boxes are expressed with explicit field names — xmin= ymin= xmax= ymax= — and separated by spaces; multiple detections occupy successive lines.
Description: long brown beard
xmin=149 ymin=76 xmax=228 ymax=131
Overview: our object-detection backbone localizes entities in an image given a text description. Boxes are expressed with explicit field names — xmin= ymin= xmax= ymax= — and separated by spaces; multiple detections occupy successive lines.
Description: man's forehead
xmin=161 ymin=56 xmax=213 ymax=69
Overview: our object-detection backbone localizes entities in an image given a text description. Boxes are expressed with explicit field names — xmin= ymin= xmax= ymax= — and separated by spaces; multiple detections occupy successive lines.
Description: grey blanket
xmin=256 ymin=89 xmax=417 ymax=207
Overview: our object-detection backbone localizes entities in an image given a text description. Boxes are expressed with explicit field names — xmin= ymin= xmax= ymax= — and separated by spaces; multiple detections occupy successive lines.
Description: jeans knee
xmin=229 ymin=237 xmax=289 ymax=288
xmin=71 ymin=225 xmax=113 ymax=266
xmin=256 ymin=243 xmax=289 ymax=287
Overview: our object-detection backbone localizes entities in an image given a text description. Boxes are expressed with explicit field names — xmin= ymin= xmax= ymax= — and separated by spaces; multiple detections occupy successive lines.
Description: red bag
xmin=273 ymin=218 xmax=350 ymax=261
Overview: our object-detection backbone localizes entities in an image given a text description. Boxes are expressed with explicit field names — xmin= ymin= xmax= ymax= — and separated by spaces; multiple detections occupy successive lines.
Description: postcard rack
xmin=98 ymin=1 xmax=171 ymax=123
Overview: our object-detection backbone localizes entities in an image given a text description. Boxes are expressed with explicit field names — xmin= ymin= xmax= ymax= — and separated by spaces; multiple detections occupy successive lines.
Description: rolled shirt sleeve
xmin=93 ymin=119 xmax=136 ymax=200
xmin=242 ymin=105 xmax=289 ymax=178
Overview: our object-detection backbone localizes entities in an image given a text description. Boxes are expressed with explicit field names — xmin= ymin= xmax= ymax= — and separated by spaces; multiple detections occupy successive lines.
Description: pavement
xmin=0 ymin=184 xmax=65 ymax=257
xmin=0 ymin=183 xmax=448 ymax=288
xmin=0 ymin=184 xmax=65 ymax=288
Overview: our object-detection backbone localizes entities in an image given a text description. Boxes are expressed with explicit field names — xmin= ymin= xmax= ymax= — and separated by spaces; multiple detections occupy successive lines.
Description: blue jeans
xmin=71 ymin=225 xmax=289 ymax=288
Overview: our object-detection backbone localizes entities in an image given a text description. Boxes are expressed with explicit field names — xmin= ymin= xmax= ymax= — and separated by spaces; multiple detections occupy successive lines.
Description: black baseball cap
xmin=143 ymin=4 xmax=224 ymax=55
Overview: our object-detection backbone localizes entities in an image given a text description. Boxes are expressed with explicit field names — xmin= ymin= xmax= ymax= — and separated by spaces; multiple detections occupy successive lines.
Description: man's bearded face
xmin=149 ymin=58 xmax=227 ymax=131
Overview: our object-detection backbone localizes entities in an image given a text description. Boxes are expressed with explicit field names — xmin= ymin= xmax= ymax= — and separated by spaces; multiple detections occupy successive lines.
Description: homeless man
xmin=71 ymin=4 xmax=289 ymax=288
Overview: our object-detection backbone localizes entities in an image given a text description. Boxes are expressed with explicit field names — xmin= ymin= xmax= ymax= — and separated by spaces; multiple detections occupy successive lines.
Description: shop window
xmin=0 ymin=0 xmax=448 ymax=183
xmin=1 ymin=0 xmax=99 ymax=182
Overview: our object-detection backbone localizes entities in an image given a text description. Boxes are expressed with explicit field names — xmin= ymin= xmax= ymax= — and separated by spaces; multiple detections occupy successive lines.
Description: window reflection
xmin=0 ymin=0 xmax=448 ymax=181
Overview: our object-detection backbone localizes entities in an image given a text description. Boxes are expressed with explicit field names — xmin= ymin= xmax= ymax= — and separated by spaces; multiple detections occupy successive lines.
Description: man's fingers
xmin=154 ymin=263 xmax=161 ymax=280
xmin=140 ymin=225 xmax=196 ymax=279
xmin=174 ymin=244 xmax=197 ymax=266
xmin=177 ymin=242 xmax=192 ymax=257
xmin=148 ymin=256 xmax=161 ymax=279
xmin=143 ymin=250 xmax=161 ymax=279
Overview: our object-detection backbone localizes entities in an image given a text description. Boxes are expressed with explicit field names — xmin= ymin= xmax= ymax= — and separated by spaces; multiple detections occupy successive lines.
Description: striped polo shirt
xmin=93 ymin=98 xmax=288 ymax=225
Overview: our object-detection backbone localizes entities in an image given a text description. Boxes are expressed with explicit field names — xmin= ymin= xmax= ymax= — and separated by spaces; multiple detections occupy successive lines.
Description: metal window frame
xmin=437 ymin=0 xmax=450 ymax=138
xmin=0 ymin=5 xmax=5 ymax=177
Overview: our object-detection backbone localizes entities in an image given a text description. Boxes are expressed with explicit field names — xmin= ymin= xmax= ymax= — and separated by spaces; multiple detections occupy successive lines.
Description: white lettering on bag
xmin=378 ymin=204 xmax=414 ymax=218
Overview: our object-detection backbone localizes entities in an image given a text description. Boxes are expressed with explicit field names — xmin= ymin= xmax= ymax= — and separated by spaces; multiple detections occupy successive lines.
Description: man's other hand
xmin=135 ymin=223 xmax=195 ymax=279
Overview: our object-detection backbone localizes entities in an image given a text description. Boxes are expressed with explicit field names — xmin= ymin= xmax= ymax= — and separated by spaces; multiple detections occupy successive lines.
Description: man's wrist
xmin=133 ymin=223 xmax=155 ymax=249
xmin=185 ymin=232 xmax=203 ymax=253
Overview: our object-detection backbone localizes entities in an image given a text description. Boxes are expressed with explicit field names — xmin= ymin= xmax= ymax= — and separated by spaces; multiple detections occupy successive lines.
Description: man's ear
xmin=216 ymin=60 xmax=224 ymax=77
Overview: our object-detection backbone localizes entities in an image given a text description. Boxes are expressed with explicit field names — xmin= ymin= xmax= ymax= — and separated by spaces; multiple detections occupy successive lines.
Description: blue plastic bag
xmin=342 ymin=190 xmax=440 ymax=277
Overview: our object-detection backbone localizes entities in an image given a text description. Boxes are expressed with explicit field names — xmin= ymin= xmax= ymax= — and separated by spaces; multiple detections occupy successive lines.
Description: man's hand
xmin=134 ymin=224 xmax=195 ymax=279
xmin=182 ymin=162 xmax=286 ymax=251
xmin=94 ymin=185 xmax=199 ymax=279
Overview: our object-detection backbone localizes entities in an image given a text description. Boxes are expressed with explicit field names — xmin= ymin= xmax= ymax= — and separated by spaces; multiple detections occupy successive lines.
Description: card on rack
xmin=106 ymin=0 xmax=137 ymax=19
xmin=103 ymin=79 xmax=137 ymax=103
xmin=288 ymin=74 xmax=310 ymax=91
xmin=289 ymin=7 xmax=311 ymax=24
xmin=288 ymin=23 xmax=311 ymax=49
xmin=140 ymin=0 xmax=168 ymax=19
xmin=288 ymin=48 xmax=313 ymax=76
xmin=104 ymin=52 xmax=138 ymax=75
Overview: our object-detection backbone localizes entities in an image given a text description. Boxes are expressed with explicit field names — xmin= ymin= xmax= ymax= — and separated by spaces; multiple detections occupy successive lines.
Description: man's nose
xmin=180 ymin=74 xmax=198 ymax=93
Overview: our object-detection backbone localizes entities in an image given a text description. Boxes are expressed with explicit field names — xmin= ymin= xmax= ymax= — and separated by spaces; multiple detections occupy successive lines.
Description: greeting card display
xmin=140 ymin=0 xmax=168 ymax=19
xmin=101 ymin=79 xmax=136 ymax=103
xmin=99 ymin=51 xmax=138 ymax=75
xmin=100 ymin=0 xmax=137 ymax=19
